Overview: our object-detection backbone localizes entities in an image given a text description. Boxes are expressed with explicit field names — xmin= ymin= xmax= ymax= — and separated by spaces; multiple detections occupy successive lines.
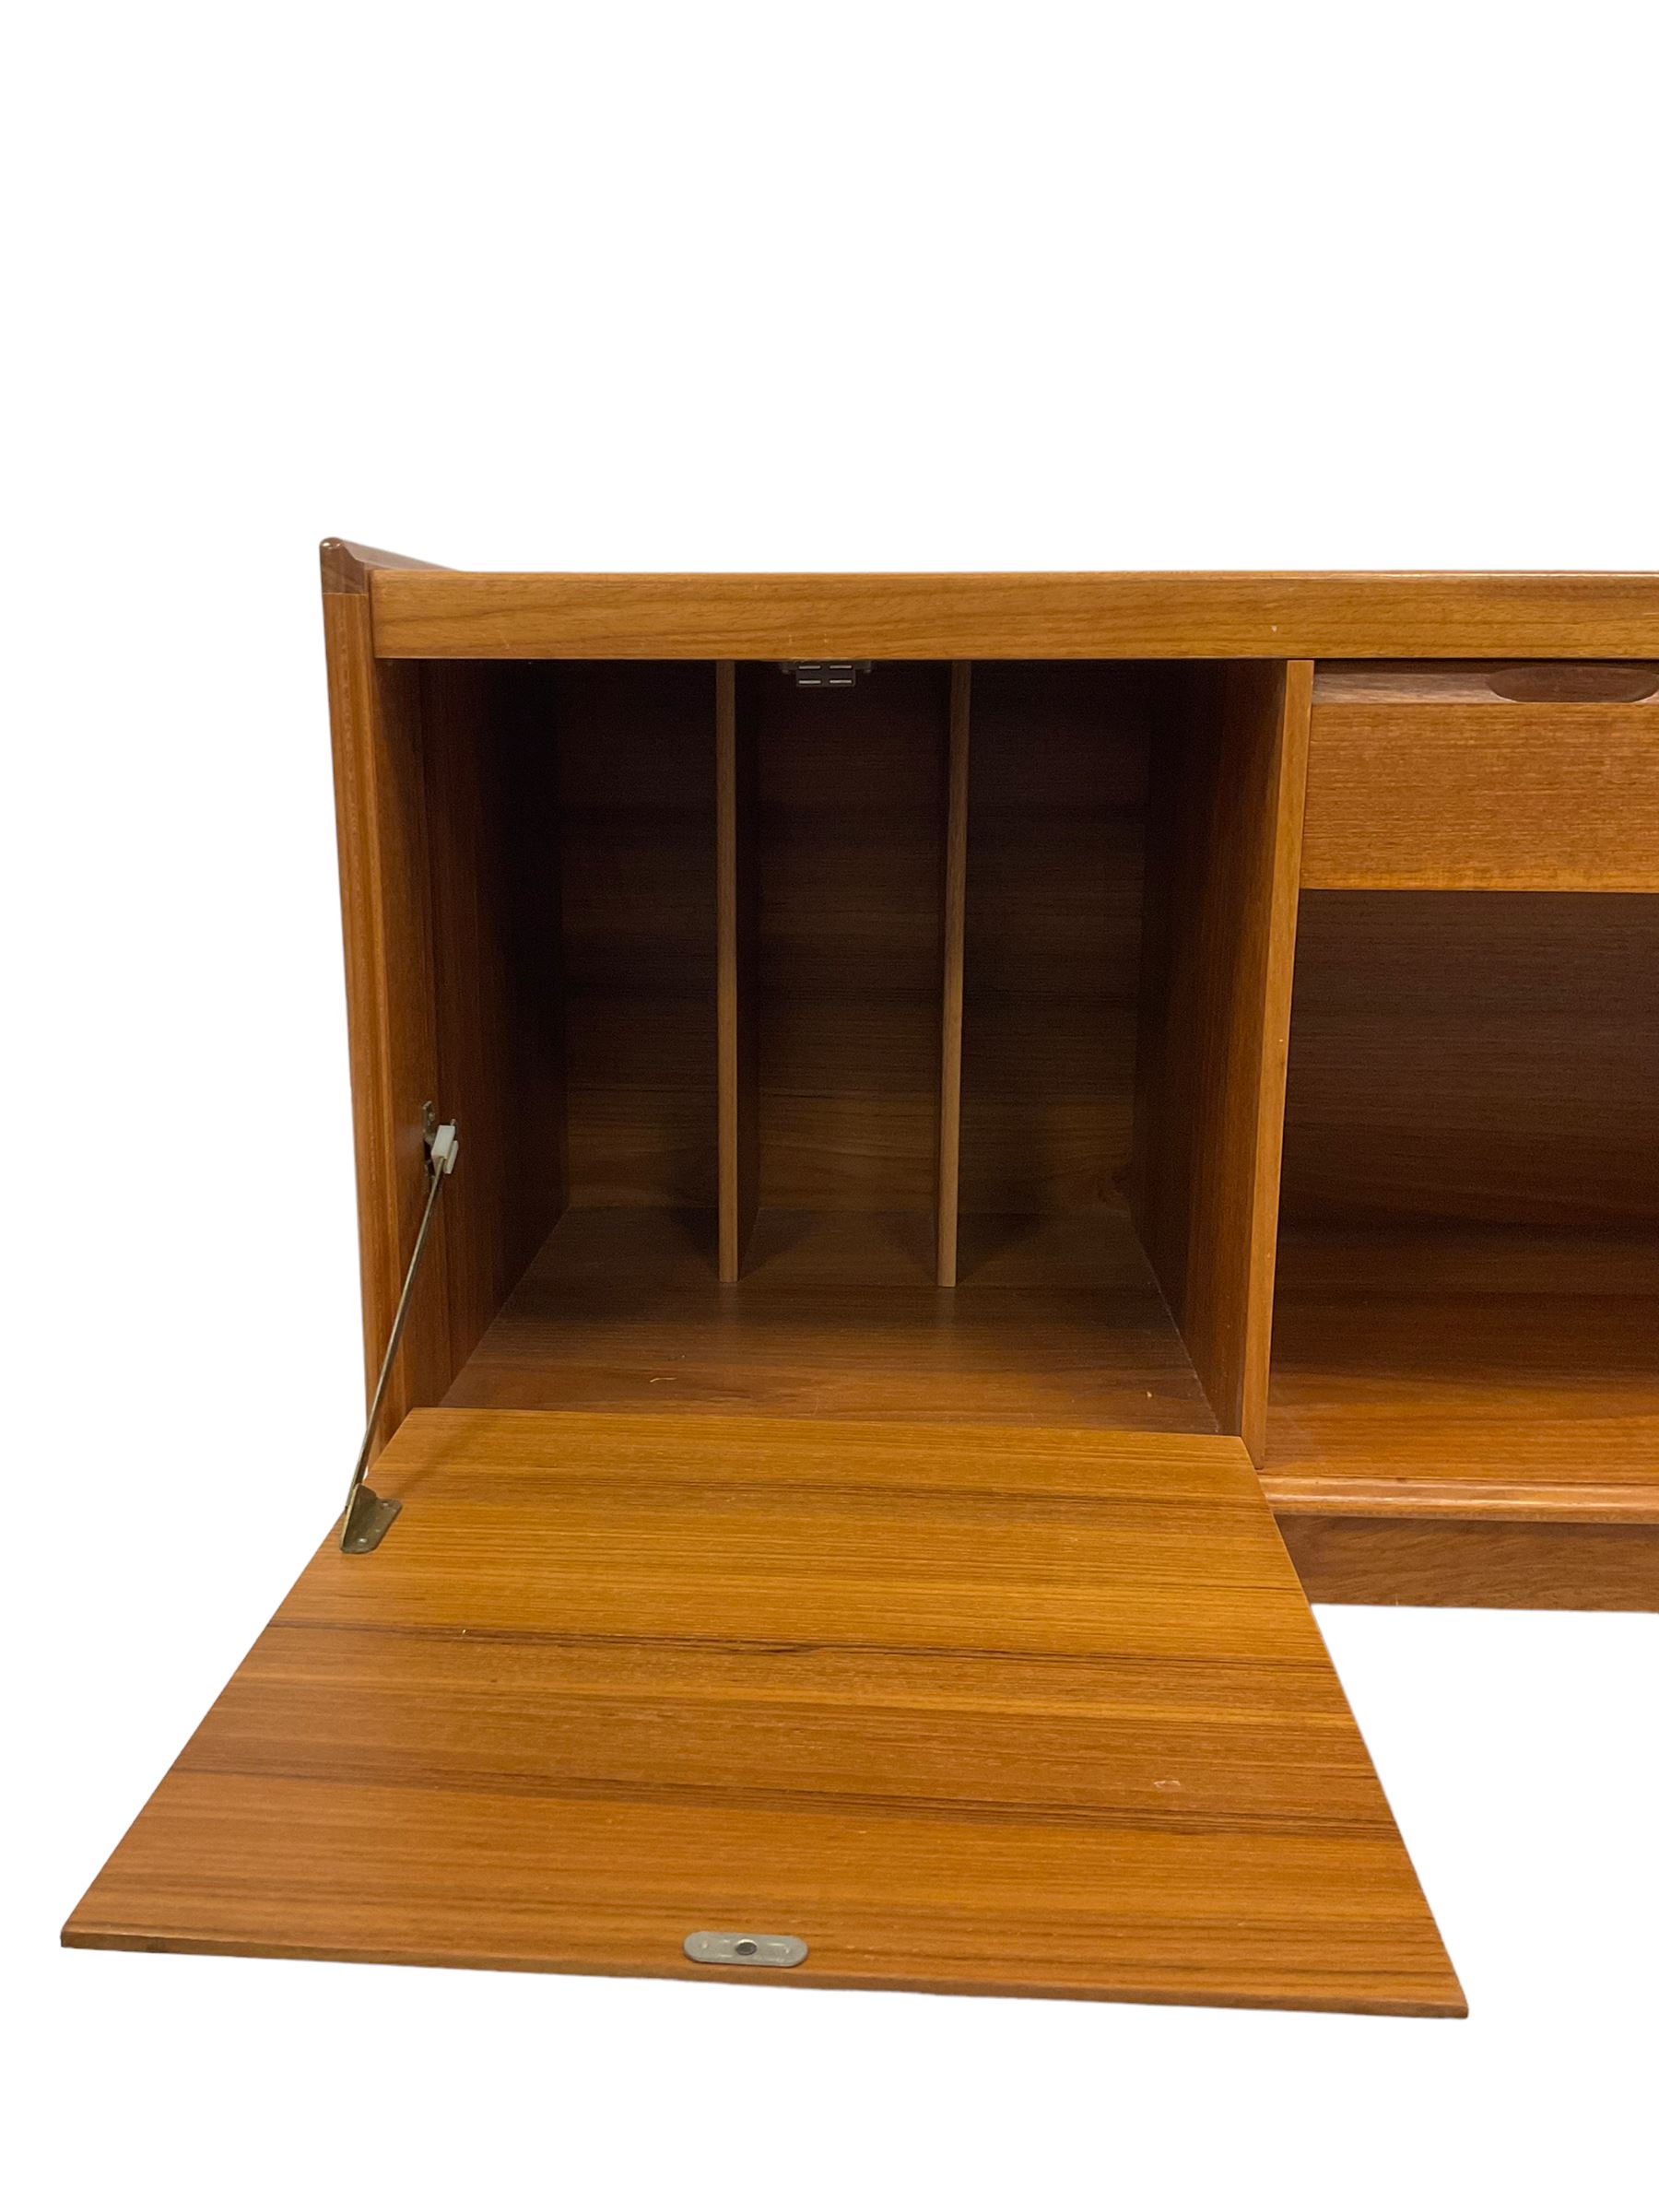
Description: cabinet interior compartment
xmin=375 ymin=656 xmax=1300 ymax=1444
xmin=1265 ymin=889 xmax=1659 ymax=1521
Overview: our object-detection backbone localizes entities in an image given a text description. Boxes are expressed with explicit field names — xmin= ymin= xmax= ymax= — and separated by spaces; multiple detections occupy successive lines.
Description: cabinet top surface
xmin=321 ymin=540 xmax=1659 ymax=662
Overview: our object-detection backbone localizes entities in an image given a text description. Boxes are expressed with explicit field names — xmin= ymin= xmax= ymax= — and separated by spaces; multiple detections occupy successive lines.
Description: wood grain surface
xmin=556 ymin=663 xmax=718 ymax=1206
xmin=319 ymin=536 xmax=446 ymax=594
xmin=65 ymin=1407 xmax=1462 ymax=2014
xmin=1303 ymin=666 xmax=1659 ymax=889
xmin=1279 ymin=892 xmax=1659 ymax=1228
xmin=322 ymin=583 xmax=450 ymax=1429
xmin=750 ymin=663 xmax=947 ymax=1211
xmin=1312 ymin=661 xmax=1659 ymax=704
xmin=959 ymin=664 xmax=1149 ymax=1213
xmin=365 ymin=568 xmax=1659 ymax=661
xmin=443 ymin=1204 xmax=1218 ymax=1433
xmin=421 ymin=663 xmax=567 ymax=1370
xmin=1263 ymin=1226 xmax=1659 ymax=1523
xmin=1278 ymin=1513 xmax=1659 ymax=1609
xmin=1133 ymin=663 xmax=1312 ymax=1461
xmin=323 ymin=590 xmax=567 ymax=1431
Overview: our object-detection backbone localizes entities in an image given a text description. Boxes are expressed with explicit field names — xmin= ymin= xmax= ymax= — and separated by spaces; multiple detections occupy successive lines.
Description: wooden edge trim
xmin=1277 ymin=1512 xmax=1659 ymax=1611
xmin=321 ymin=537 xmax=449 ymax=596
xmin=935 ymin=663 xmax=971 ymax=1287
xmin=366 ymin=569 xmax=1659 ymax=661
xmin=322 ymin=594 xmax=411 ymax=1402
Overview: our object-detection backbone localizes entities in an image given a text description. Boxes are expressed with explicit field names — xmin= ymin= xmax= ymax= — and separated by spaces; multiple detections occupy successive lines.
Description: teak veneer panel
xmin=1133 ymin=663 xmax=1311 ymax=1461
xmin=364 ymin=568 xmax=1659 ymax=662
xmin=1280 ymin=893 xmax=1659 ymax=1229
xmin=421 ymin=663 xmax=567 ymax=1367
xmin=1263 ymin=1226 xmax=1659 ymax=1524
xmin=1312 ymin=662 xmax=1659 ymax=705
xmin=1278 ymin=1514 xmax=1659 ymax=1610
xmin=444 ymin=1205 xmax=1218 ymax=1434
xmin=323 ymin=587 xmax=450 ymax=1429
xmin=750 ymin=664 xmax=947 ymax=1212
xmin=959 ymin=664 xmax=1150 ymax=1214
xmin=1303 ymin=664 xmax=1659 ymax=890
xmin=556 ymin=663 xmax=718 ymax=1207
xmin=65 ymin=1407 xmax=1462 ymax=2015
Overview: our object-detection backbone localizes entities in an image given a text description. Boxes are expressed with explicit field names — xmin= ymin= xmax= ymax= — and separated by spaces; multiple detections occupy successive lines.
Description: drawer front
xmin=1301 ymin=662 xmax=1659 ymax=889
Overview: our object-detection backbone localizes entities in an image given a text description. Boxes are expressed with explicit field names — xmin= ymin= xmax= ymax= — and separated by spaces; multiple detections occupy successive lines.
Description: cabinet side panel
xmin=323 ymin=589 xmax=449 ymax=1433
xmin=423 ymin=663 xmax=567 ymax=1369
xmin=1133 ymin=663 xmax=1312 ymax=1456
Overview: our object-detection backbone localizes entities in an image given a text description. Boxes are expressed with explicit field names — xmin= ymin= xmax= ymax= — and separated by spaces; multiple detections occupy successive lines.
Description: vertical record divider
xmin=935 ymin=663 xmax=972 ymax=1286
xmin=716 ymin=662 xmax=759 ymax=1280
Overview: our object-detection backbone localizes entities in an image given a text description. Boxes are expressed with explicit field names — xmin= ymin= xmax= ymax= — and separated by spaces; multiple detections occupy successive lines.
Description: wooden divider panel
xmin=935 ymin=664 xmax=971 ymax=1284
xmin=716 ymin=662 xmax=759 ymax=1278
xmin=1132 ymin=662 xmax=1312 ymax=1460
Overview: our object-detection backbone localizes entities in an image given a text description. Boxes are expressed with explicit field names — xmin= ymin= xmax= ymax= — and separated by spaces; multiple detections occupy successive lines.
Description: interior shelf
xmin=1265 ymin=890 xmax=1659 ymax=1522
xmin=445 ymin=1203 xmax=1218 ymax=1432
xmin=1263 ymin=1224 xmax=1659 ymax=1519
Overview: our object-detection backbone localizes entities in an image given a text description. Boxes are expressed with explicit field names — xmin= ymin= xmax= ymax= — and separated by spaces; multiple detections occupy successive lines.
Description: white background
xmin=5 ymin=4 xmax=1656 ymax=2206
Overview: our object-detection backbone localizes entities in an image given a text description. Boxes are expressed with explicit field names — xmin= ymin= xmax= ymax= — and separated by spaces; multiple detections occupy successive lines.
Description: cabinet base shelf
xmin=1264 ymin=1225 xmax=1659 ymax=1605
xmin=445 ymin=1204 xmax=1219 ymax=1435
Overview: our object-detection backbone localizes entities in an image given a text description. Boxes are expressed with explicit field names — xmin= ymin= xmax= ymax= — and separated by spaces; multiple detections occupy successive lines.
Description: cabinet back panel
xmin=960 ymin=665 xmax=1150 ymax=1216
xmin=749 ymin=664 xmax=948 ymax=1210
xmin=557 ymin=664 xmax=718 ymax=1206
xmin=1281 ymin=892 xmax=1659 ymax=1227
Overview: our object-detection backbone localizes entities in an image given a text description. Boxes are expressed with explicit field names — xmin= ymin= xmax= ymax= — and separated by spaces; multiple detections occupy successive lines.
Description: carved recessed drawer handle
xmin=1486 ymin=665 xmax=1658 ymax=704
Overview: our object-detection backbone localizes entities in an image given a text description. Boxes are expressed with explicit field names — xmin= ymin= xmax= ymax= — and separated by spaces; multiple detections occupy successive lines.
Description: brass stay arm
xmin=339 ymin=1110 xmax=459 ymax=1553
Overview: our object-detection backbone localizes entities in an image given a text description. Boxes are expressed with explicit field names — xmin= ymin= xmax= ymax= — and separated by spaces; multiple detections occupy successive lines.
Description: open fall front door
xmin=65 ymin=1408 xmax=1462 ymax=2015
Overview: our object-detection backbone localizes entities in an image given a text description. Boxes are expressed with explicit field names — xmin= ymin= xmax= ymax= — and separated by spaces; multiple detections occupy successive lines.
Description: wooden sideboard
xmin=62 ymin=550 xmax=1658 ymax=2014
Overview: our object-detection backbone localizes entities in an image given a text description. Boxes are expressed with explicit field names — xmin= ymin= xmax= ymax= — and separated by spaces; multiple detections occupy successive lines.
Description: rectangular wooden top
xmin=66 ymin=1406 xmax=1462 ymax=2014
xmin=320 ymin=544 xmax=1659 ymax=661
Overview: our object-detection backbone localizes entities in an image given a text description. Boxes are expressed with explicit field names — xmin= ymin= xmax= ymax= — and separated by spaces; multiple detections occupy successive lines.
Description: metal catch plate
xmin=778 ymin=661 xmax=871 ymax=688
xmin=684 ymin=1931 xmax=808 ymax=1969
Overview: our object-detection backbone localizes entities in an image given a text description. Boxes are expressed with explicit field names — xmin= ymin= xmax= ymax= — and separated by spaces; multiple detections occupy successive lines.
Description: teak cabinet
xmin=64 ymin=550 xmax=1659 ymax=2014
